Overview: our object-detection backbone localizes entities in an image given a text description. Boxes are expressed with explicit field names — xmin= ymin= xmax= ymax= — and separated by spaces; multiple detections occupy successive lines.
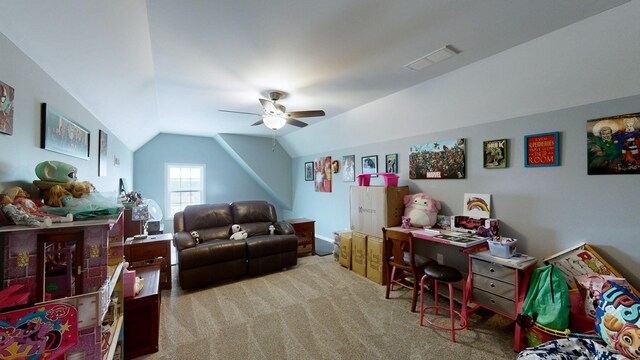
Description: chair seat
xmin=424 ymin=263 xmax=462 ymax=283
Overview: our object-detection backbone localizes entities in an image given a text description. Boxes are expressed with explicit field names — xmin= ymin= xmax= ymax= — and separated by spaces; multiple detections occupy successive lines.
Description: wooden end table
xmin=286 ymin=218 xmax=315 ymax=256
xmin=124 ymin=233 xmax=173 ymax=289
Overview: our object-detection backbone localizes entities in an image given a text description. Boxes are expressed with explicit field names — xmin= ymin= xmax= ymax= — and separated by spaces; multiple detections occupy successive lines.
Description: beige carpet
xmin=139 ymin=256 xmax=518 ymax=359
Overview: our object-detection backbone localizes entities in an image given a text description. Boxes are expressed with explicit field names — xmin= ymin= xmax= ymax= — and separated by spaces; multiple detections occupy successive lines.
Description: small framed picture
xmin=483 ymin=139 xmax=507 ymax=169
xmin=361 ymin=155 xmax=378 ymax=176
xmin=524 ymin=132 xmax=560 ymax=167
xmin=98 ymin=130 xmax=108 ymax=176
xmin=385 ymin=153 xmax=398 ymax=173
xmin=342 ymin=155 xmax=355 ymax=182
xmin=304 ymin=161 xmax=314 ymax=181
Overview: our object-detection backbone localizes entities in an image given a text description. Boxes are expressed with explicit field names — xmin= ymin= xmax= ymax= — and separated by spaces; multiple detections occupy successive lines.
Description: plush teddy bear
xmin=229 ymin=224 xmax=248 ymax=240
xmin=401 ymin=216 xmax=412 ymax=229
xmin=403 ymin=193 xmax=441 ymax=227
xmin=268 ymin=225 xmax=275 ymax=235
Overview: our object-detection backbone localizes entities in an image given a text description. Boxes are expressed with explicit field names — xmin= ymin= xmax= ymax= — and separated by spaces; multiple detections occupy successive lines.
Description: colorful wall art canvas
xmin=587 ymin=112 xmax=640 ymax=175
xmin=0 ymin=80 xmax=15 ymax=135
xmin=463 ymin=193 xmax=491 ymax=218
xmin=342 ymin=155 xmax=355 ymax=182
xmin=314 ymin=156 xmax=332 ymax=192
xmin=409 ymin=138 xmax=465 ymax=179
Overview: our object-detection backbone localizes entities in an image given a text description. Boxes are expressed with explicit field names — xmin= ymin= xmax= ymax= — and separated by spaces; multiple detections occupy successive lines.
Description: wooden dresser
xmin=286 ymin=218 xmax=315 ymax=256
xmin=124 ymin=233 xmax=173 ymax=289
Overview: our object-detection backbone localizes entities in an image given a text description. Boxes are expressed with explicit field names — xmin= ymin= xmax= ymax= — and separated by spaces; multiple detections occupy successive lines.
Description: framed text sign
xmin=524 ymin=132 xmax=559 ymax=167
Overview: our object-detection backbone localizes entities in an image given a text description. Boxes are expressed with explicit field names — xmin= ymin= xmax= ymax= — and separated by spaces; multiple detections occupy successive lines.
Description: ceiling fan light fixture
xmin=263 ymin=114 xmax=286 ymax=130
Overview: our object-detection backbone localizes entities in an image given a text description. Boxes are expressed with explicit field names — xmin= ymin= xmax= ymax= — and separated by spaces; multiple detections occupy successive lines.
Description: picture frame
xmin=524 ymin=132 xmax=559 ymax=167
xmin=304 ymin=161 xmax=314 ymax=181
xmin=587 ymin=112 xmax=640 ymax=175
xmin=314 ymin=156 xmax=332 ymax=192
xmin=361 ymin=155 xmax=378 ymax=176
xmin=98 ymin=130 xmax=108 ymax=176
xmin=342 ymin=155 xmax=355 ymax=182
xmin=0 ymin=80 xmax=15 ymax=135
xmin=385 ymin=153 xmax=398 ymax=173
xmin=41 ymin=103 xmax=90 ymax=160
xmin=409 ymin=138 xmax=466 ymax=179
xmin=483 ymin=139 xmax=508 ymax=169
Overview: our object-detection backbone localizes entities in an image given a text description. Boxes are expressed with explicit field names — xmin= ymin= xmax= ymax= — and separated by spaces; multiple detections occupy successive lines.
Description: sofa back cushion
xmin=183 ymin=203 xmax=233 ymax=232
xmin=231 ymin=201 xmax=277 ymax=236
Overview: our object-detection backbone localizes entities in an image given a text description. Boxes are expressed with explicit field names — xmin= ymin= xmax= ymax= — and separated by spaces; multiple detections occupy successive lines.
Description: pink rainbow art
xmin=466 ymin=197 xmax=489 ymax=213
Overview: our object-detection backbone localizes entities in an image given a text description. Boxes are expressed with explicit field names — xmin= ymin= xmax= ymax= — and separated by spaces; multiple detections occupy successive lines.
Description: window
xmin=166 ymin=164 xmax=205 ymax=217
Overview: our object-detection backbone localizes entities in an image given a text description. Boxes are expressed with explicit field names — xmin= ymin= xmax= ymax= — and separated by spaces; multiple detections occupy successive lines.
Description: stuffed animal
xmin=190 ymin=231 xmax=201 ymax=244
xmin=1 ymin=194 xmax=53 ymax=227
xmin=230 ymin=224 xmax=248 ymax=240
xmin=268 ymin=225 xmax=275 ymax=235
xmin=403 ymin=193 xmax=441 ymax=227
xmin=401 ymin=216 xmax=412 ymax=229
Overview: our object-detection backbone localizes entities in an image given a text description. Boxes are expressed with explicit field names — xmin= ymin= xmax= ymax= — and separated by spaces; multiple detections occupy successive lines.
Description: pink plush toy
xmin=403 ymin=193 xmax=441 ymax=227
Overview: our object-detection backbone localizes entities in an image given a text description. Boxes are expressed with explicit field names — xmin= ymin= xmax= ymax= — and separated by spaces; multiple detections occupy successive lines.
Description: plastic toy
xmin=403 ymin=193 xmax=441 ymax=227
xmin=35 ymin=161 xmax=77 ymax=182
xmin=229 ymin=224 xmax=248 ymax=240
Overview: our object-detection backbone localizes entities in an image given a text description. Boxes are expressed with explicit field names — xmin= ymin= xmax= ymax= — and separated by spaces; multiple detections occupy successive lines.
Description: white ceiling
xmin=0 ymin=0 xmax=630 ymax=152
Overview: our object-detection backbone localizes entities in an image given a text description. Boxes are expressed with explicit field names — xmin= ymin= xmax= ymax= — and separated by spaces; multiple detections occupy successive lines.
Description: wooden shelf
xmin=103 ymin=314 xmax=124 ymax=360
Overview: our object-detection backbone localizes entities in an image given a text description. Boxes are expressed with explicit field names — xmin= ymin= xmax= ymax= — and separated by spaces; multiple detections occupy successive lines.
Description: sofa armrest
xmin=174 ymin=231 xmax=197 ymax=251
xmin=274 ymin=220 xmax=295 ymax=235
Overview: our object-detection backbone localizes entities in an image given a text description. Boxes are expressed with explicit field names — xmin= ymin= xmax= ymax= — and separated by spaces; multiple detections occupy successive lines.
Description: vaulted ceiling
xmin=0 ymin=0 xmax=630 ymax=152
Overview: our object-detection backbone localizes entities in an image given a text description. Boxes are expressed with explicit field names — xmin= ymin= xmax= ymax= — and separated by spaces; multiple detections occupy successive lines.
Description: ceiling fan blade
xmin=286 ymin=118 xmax=308 ymax=128
xmin=259 ymin=98 xmax=277 ymax=114
xmin=251 ymin=119 xmax=264 ymax=126
xmin=219 ymin=109 xmax=261 ymax=116
xmin=286 ymin=110 xmax=325 ymax=118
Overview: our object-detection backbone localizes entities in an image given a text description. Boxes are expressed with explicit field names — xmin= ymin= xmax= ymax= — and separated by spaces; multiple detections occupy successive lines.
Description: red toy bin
xmin=381 ymin=173 xmax=399 ymax=186
xmin=357 ymin=174 xmax=371 ymax=186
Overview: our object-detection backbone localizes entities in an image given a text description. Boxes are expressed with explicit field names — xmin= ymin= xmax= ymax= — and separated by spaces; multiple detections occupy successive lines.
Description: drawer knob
xmin=490 ymin=299 xmax=496 ymax=304
xmin=490 ymin=283 xmax=496 ymax=288
xmin=489 ymin=268 xmax=495 ymax=273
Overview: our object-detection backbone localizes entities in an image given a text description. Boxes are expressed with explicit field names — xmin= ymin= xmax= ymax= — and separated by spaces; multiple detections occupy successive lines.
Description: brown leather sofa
xmin=173 ymin=200 xmax=298 ymax=290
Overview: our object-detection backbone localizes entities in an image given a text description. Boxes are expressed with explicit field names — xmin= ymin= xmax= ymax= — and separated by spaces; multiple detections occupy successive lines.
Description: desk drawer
xmin=472 ymin=288 xmax=516 ymax=318
xmin=129 ymin=242 xmax=168 ymax=261
xmin=473 ymin=274 xmax=515 ymax=299
xmin=298 ymin=243 xmax=313 ymax=255
xmin=296 ymin=231 xmax=314 ymax=245
xmin=472 ymin=258 xmax=515 ymax=284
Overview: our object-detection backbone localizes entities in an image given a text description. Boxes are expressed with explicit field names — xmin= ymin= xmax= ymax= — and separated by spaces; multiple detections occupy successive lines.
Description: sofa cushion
xmin=240 ymin=222 xmax=271 ymax=237
xmin=245 ymin=235 xmax=298 ymax=259
xmin=179 ymin=239 xmax=246 ymax=270
xmin=231 ymin=201 xmax=276 ymax=224
xmin=183 ymin=203 xmax=233 ymax=232
xmin=197 ymin=225 xmax=233 ymax=242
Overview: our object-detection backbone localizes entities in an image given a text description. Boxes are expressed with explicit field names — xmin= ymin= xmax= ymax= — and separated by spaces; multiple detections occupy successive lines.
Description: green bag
xmin=520 ymin=264 xmax=571 ymax=331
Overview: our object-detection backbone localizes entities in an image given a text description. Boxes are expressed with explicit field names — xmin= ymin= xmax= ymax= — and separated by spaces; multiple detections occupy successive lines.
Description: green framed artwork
xmin=483 ymin=139 xmax=507 ymax=168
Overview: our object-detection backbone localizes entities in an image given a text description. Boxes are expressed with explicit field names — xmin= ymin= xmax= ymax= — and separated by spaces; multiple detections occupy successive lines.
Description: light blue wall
xmin=133 ymin=133 xmax=285 ymax=232
xmin=290 ymin=95 xmax=640 ymax=288
xmin=0 ymin=32 xmax=133 ymax=197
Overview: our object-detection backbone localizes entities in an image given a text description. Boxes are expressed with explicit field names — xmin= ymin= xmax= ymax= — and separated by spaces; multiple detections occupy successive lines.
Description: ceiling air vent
xmin=404 ymin=45 xmax=459 ymax=71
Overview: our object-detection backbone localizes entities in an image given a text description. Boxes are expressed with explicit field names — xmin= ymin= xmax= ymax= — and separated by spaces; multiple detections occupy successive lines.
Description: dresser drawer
xmin=129 ymin=242 xmax=168 ymax=261
xmin=296 ymin=231 xmax=314 ymax=245
xmin=472 ymin=258 xmax=515 ymax=284
xmin=472 ymin=288 xmax=516 ymax=318
xmin=298 ymin=243 xmax=313 ymax=255
xmin=473 ymin=273 xmax=515 ymax=299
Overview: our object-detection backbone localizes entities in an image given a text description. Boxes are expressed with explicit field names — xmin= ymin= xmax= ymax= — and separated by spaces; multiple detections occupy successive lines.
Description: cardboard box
xmin=334 ymin=230 xmax=351 ymax=262
xmin=366 ymin=235 xmax=387 ymax=285
xmin=338 ymin=233 xmax=352 ymax=269
xmin=350 ymin=186 xmax=409 ymax=238
xmin=351 ymin=232 xmax=367 ymax=277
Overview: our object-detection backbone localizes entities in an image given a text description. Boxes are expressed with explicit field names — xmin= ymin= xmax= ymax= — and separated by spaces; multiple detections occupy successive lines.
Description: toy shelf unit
xmin=0 ymin=210 xmax=126 ymax=360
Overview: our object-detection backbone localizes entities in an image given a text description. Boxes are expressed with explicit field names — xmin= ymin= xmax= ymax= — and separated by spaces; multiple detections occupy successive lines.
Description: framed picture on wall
xmin=361 ymin=155 xmax=378 ymax=176
xmin=587 ymin=112 xmax=640 ymax=175
xmin=483 ymin=139 xmax=507 ymax=169
xmin=0 ymin=80 xmax=15 ymax=135
xmin=524 ymin=132 xmax=559 ymax=167
xmin=41 ymin=103 xmax=90 ymax=160
xmin=385 ymin=153 xmax=398 ymax=173
xmin=314 ymin=156 xmax=332 ymax=192
xmin=304 ymin=161 xmax=314 ymax=181
xmin=409 ymin=138 xmax=465 ymax=179
xmin=342 ymin=155 xmax=355 ymax=182
xmin=98 ymin=130 xmax=108 ymax=176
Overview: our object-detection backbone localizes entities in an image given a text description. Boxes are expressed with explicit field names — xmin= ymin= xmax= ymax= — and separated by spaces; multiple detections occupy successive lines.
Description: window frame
xmin=164 ymin=163 xmax=206 ymax=219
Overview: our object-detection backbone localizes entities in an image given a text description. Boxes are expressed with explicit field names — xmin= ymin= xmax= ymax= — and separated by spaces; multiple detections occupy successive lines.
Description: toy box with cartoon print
xmin=450 ymin=215 xmax=499 ymax=235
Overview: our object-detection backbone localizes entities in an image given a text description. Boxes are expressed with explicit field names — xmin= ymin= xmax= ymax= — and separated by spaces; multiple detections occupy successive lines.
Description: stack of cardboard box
xmin=342 ymin=185 xmax=409 ymax=285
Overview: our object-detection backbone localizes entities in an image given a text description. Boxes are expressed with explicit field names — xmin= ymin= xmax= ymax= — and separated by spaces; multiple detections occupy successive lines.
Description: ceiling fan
xmin=219 ymin=91 xmax=325 ymax=130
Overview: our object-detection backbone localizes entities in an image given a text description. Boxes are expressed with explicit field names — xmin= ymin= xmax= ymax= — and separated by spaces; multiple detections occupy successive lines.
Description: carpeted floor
xmin=140 ymin=256 xmax=518 ymax=359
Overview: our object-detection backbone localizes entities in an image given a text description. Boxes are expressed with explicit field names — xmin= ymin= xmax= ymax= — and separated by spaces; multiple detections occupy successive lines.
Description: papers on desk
xmin=413 ymin=229 xmax=490 ymax=248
